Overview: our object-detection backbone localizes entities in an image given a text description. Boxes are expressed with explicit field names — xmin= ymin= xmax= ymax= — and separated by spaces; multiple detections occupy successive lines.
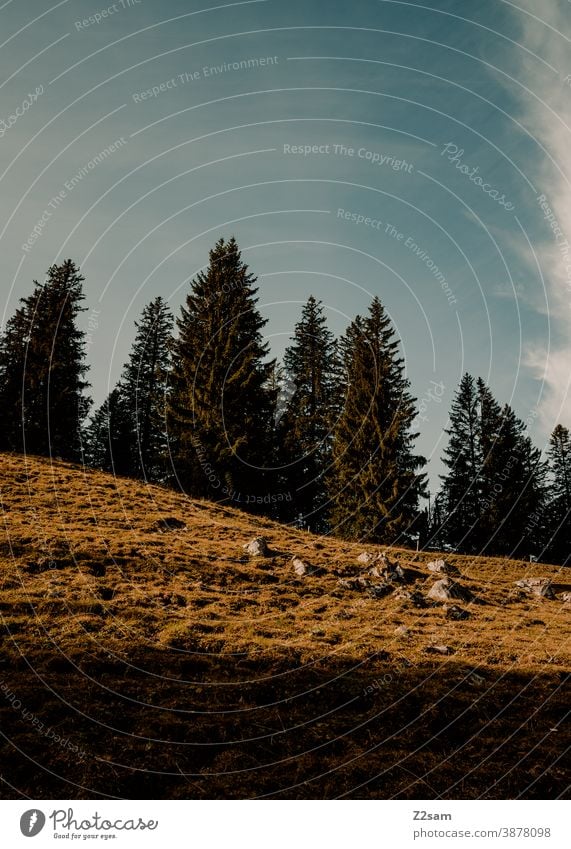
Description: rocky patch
xmin=427 ymin=558 xmax=460 ymax=576
xmin=291 ymin=557 xmax=323 ymax=577
xmin=514 ymin=578 xmax=555 ymax=599
xmin=243 ymin=537 xmax=272 ymax=557
xmin=427 ymin=577 xmax=473 ymax=603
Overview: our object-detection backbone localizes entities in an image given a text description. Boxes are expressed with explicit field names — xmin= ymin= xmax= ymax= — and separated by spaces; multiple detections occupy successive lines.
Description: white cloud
xmin=505 ymin=2 xmax=571 ymax=432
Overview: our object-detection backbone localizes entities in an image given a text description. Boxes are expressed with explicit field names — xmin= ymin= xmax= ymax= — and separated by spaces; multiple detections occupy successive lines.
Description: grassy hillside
xmin=0 ymin=453 xmax=569 ymax=799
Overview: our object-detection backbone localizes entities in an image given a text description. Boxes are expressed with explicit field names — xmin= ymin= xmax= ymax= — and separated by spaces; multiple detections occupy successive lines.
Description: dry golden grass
xmin=0 ymin=453 xmax=569 ymax=800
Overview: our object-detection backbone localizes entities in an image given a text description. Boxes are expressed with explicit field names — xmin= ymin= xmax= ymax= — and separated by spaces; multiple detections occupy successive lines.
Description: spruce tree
xmin=438 ymin=374 xmax=482 ymax=552
xmin=438 ymin=377 xmax=546 ymax=557
xmin=168 ymin=237 xmax=275 ymax=508
xmin=276 ymin=296 xmax=342 ymax=530
xmin=121 ymin=297 xmax=173 ymax=482
xmin=545 ymin=424 xmax=571 ymax=564
xmin=480 ymin=402 xmax=545 ymax=556
xmin=0 ymin=304 xmax=31 ymax=453
xmin=328 ymin=297 xmax=426 ymax=543
xmin=82 ymin=389 xmax=133 ymax=475
xmin=427 ymin=492 xmax=447 ymax=551
xmin=0 ymin=260 xmax=89 ymax=460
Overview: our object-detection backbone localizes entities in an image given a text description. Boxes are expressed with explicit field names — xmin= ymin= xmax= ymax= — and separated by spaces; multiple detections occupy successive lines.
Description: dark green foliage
xmin=438 ymin=374 xmax=481 ymax=552
xmin=1 ymin=242 xmax=557 ymax=561
xmin=328 ymin=297 xmax=426 ymax=543
xmin=0 ymin=305 xmax=29 ymax=453
xmin=121 ymin=296 xmax=173 ymax=481
xmin=168 ymin=237 xmax=275 ymax=508
xmin=479 ymin=399 xmax=546 ymax=557
xmin=0 ymin=260 xmax=89 ymax=460
xmin=437 ymin=376 xmax=546 ymax=557
xmin=83 ymin=297 xmax=173 ymax=481
xmin=276 ymin=296 xmax=343 ymax=530
xmin=544 ymin=424 xmax=571 ymax=564
xmin=82 ymin=389 xmax=133 ymax=475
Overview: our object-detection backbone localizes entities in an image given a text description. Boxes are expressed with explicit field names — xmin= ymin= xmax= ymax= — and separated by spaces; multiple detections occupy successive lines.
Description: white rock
xmin=357 ymin=552 xmax=377 ymax=565
xmin=427 ymin=577 xmax=473 ymax=603
xmin=427 ymin=644 xmax=454 ymax=655
xmin=427 ymin=559 xmax=460 ymax=576
xmin=291 ymin=556 xmax=320 ymax=577
xmin=243 ymin=537 xmax=271 ymax=557
xmin=515 ymin=578 xmax=555 ymax=599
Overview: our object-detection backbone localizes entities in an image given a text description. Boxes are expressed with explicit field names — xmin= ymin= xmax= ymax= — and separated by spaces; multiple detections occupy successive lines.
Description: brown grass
xmin=0 ymin=453 xmax=569 ymax=799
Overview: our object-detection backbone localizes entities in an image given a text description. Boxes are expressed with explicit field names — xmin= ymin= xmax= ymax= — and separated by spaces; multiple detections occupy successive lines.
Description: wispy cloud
xmin=506 ymin=2 xmax=571 ymax=431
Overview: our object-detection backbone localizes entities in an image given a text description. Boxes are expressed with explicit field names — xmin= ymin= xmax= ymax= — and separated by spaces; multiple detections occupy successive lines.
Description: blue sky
xmin=1 ymin=0 xmax=570 ymax=488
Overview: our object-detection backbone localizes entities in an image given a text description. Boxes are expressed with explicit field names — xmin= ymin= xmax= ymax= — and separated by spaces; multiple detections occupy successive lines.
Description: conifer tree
xmin=0 ymin=260 xmax=89 ymax=460
xmin=438 ymin=377 xmax=546 ymax=556
xmin=276 ymin=296 xmax=342 ymax=529
xmin=168 ymin=237 xmax=275 ymax=507
xmin=82 ymin=389 xmax=133 ymax=475
xmin=438 ymin=373 xmax=482 ymax=552
xmin=0 ymin=304 xmax=30 ymax=453
xmin=545 ymin=424 xmax=571 ymax=564
xmin=121 ymin=297 xmax=173 ymax=481
xmin=479 ymin=402 xmax=545 ymax=556
xmin=427 ymin=492 xmax=447 ymax=551
xmin=83 ymin=297 xmax=173 ymax=481
xmin=328 ymin=297 xmax=426 ymax=543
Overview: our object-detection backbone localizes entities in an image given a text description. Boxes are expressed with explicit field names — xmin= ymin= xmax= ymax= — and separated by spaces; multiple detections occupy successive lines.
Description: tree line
xmin=0 ymin=239 xmax=569 ymax=564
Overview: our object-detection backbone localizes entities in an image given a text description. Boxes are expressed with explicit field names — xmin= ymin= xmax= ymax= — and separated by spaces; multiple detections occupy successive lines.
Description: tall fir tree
xmin=168 ymin=237 xmax=275 ymax=508
xmin=480 ymin=402 xmax=546 ymax=556
xmin=0 ymin=260 xmax=90 ymax=460
xmin=121 ymin=296 xmax=173 ymax=481
xmin=475 ymin=377 xmax=504 ymax=550
xmin=545 ymin=424 xmax=571 ymax=564
xmin=328 ymin=297 xmax=426 ymax=543
xmin=0 ymin=303 xmax=30 ymax=453
xmin=438 ymin=376 xmax=546 ymax=557
xmin=276 ymin=296 xmax=342 ymax=530
xmin=83 ymin=297 xmax=173 ymax=481
xmin=82 ymin=389 xmax=133 ymax=475
xmin=427 ymin=492 xmax=447 ymax=551
xmin=438 ymin=373 xmax=482 ymax=552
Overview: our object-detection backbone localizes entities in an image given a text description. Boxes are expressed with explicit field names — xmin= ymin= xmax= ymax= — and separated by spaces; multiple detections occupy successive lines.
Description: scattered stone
xmin=394 ymin=588 xmax=427 ymax=608
xmin=514 ymin=578 xmax=555 ymax=599
xmin=394 ymin=624 xmax=409 ymax=636
xmin=369 ymin=561 xmax=406 ymax=583
xmin=426 ymin=644 xmax=454 ymax=655
xmin=243 ymin=537 xmax=271 ymax=557
xmin=338 ymin=576 xmax=371 ymax=591
xmin=427 ymin=577 xmax=473 ymax=603
xmin=291 ymin=556 xmax=322 ymax=577
xmin=374 ymin=553 xmax=392 ymax=569
xmin=357 ymin=551 xmax=377 ymax=565
xmin=445 ymin=604 xmax=470 ymax=621
xmin=560 ymin=592 xmax=571 ymax=603
xmin=427 ymin=558 xmax=460 ymax=576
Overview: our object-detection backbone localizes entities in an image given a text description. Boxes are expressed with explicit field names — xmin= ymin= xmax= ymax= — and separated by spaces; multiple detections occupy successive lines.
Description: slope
xmin=0 ymin=454 xmax=569 ymax=799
